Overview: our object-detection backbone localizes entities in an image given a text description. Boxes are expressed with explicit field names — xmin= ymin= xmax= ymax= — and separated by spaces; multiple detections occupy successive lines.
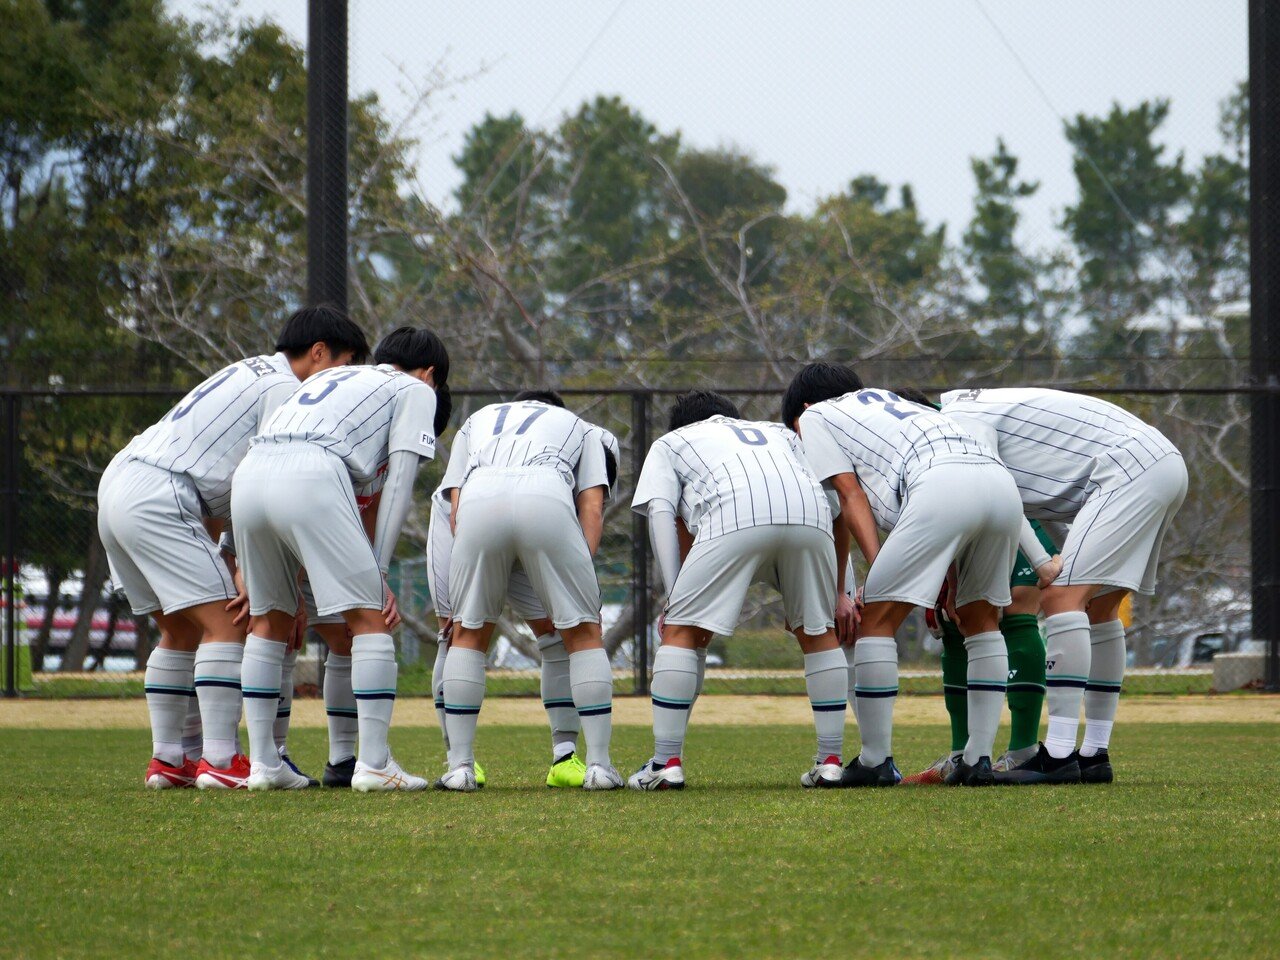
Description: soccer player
xmin=784 ymin=363 xmax=1027 ymax=787
xmin=629 ymin=390 xmax=852 ymax=791
xmin=883 ymin=388 xmax=1056 ymax=785
xmin=231 ymin=326 xmax=449 ymax=792
xmin=435 ymin=392 xmax=617 ymax=791
xmin=426 ymin=405 xmax=620 ymax=788
xmin=939 ymin=387 xmax=1187 ymax=783
xmin=97 ymin=305 xmax=369 ymax=790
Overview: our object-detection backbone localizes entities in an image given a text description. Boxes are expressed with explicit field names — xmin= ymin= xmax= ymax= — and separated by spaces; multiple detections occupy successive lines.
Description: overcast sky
xmin=189 ymin=1 xmax=1245 ymax=249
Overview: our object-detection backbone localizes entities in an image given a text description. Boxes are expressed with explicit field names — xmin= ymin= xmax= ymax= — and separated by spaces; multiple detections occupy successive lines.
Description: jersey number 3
xmin=298 ymin=369 xmax=360 ymax=406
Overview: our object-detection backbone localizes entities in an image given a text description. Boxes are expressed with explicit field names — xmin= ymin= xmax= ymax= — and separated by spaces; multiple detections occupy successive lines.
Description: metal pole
xmin=3 ymin=395 xmax=19 ymax=698
xmin=307 ymin=0 xmax=349 ymax=312
xmin=1251 ymin=0 xmax=1280 ymax=692
xmin=631 ymin=392 xmax=651 ymax=695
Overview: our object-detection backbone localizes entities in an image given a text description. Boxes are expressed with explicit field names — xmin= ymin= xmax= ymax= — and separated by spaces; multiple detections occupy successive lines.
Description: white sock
xmin=182 ymin=695 xmax=203 ymax=762
xmin=570 ymin=647 xmax=614 ymax=768
xmin=144 ymin=648 xmax=195 ymax=766
xmin=442 ymin=646 xmax=486 ymax=769
xmin=694 ymin=646 xmax=708 ymax=699
xmin=1044 ymin=612 xmax=1091 ymax=758
xmin=853 ymin=637 xmax=898 ymax=767
xmin=241 ymin=635 xmax=286 ymax=766
xmin=274 ymin=647 xmax=298 ymax=752
xmin=352 ymin=633 xmax=398 ymax=770
xmin=1083 ymin=619 xmax=1125 ymax=756
xmin=194 ymin=642 xmax=243 ymax=768
xmin=650 ymin=645 xmax=699 ymax=764
xmin=803 ymin=648 xmax=848 ymax=762
xmin=432 ymin=637 xmax=450 ymax=753
xmin=963 ymin=631 xmax=1008 ymax=765
xmin=539 ymin=632 xmax=579 ymax=759
xmin=323 ymin=652 xmax=357 ymax=764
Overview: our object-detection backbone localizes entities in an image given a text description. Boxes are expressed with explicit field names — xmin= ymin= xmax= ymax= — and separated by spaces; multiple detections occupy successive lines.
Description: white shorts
xmin=232 ymin=444 xmax=383 ymax=618
xmin=426 ymin=502 xmax=547 ymax=622
xmin=449 ymin=467 xmax=600 ymax=630
xmin=97 ymin=457 xmax=236 ymax=616
xmin=1058 ymin=453 xmax=1188 ymax=595
xmin=864 ymin=459 xmax=1022 ymax=609
xmin=300 ymin=576 xmax=343 ymax=626
xmin=666 ymin=524 xmax=837 ymax=637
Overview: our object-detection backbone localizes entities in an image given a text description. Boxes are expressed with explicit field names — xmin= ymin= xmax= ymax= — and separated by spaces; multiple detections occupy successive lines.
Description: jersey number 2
xmin=858 ymin=390 xmax=917 ymax=421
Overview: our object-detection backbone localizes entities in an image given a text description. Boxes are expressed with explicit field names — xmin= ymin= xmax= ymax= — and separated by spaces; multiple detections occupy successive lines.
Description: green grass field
xmin=2 ymin=718 xmax=1277 ymax=959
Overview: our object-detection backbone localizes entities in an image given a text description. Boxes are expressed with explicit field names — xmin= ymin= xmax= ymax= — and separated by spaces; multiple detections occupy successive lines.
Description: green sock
xmin=1002 ymin=613 xmax=1046 ymax=752
xmin=940 ymin=621 xmax=968 ymax=753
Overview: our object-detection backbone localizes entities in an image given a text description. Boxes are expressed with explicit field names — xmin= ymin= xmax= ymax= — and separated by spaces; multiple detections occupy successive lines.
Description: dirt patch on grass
xmin=1 ymin=694 xmax=1275 ymax=730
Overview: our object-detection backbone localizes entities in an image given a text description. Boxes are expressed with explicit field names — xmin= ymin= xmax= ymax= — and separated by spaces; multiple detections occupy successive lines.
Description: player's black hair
xmin=433 ymin=382 xmax=453 ymax=436
xmin=275 ymin=303 xmax=371 ymax=364
xmin=374 ymin=326 xmax=452 ymax=431
xmin=781 ymin=362 xmax=863 ymax=429
xmin=668 ymin=390 xmax=741 ymax=431
xmin=891 ymin=386 xmax=941 ymax=411
xmin=514 ymin=389 xmax=565 ymax=407
xmin=603 ymin=446 xmax=618 ymax=489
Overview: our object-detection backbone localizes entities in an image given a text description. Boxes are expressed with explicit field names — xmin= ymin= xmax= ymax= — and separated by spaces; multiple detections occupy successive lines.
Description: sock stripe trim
xmin=353 ymin=688 xmax=398 ymax=694
xmin=1007 ymin=682 xmax=1047 ymax=692
xmin=433 ymin=698 xmax=445 ymax=708
xmin=577 ymin=705 xmax=613 ymax=717
xmin=1084 ymin=681 xmax=1123 ymax=691
xmin=144 ymin=684 xmax=196 ymax=695
xmin=942 ymin=683 xmax=967 ymax=692
xmin=1046 ymin=678 xmax=1088 ymax=689
xmin=326 ymin=708 xmax=358 ymax=717
xmin=652 ymin=696 xmax=693 ymax=710
xmin=854 ymin=689 xmax=898 ymax=698
xmin=444 ymin=705 xmax=481 ymax=715
xmin=967 ymin=681 xmax=1007 ymax=692
xmin=242 ymin=690 xmax=281 ymax=699
xmin=1049 ymin=673 xmax=1089 ymax=681
xmin=241 ymin=685 xmax=280 ymax=694
xmin=275 ymin=708 xmax=291 ymax=718
xmin=354 ymin=692 xmax=397 ymax=701
xmin=543 ymin=699 xmax=576 ymax=708
xmin=193 ymin=678 xmax=241 ymax=690
xmin=810 ymin=702 xmax=848 ymax=712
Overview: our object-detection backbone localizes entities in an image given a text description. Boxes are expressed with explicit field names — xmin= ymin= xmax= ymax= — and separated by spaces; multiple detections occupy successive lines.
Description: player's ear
xmin=421 ymin=365 xmax=436 ymax=387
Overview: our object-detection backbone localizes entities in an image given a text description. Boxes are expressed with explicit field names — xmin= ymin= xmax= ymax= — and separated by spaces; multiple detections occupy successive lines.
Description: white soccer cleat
xmin=582 ymin=763 xmax=624 ymax=790
xmin=350 ymin=756 xmax=429 ymax=793
xmin=627 ymin=757 xmax=686 ymax=791
xmin=800 ymin=755 xmax=844 ymax=788
xmin=247 ymin=760 xmax=314 ymax=791
xmin=433 ymin=764 xmax=479 ymax=793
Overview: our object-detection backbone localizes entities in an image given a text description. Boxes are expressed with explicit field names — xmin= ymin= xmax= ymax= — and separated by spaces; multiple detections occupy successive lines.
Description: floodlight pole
xmin=1251 ymin=0 xmax=1280 ymax=691
xmin=307 ymin=0 xmax=348 ymax=312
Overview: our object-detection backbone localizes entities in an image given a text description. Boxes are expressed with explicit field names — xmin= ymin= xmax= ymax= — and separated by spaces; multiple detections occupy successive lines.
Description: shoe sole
xmin=195 ymin=775 xmax=247 ymax=790
xmin=993 ymin=762 xmax=1083 ymax=786
xmin=145 ymin=775 xmax=192 ymax=790
xmin=1079 ymin=764 xmax=1113 ymax=784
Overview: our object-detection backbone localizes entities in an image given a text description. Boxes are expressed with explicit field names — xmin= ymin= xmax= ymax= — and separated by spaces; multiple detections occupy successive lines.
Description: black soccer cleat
xmin=992 ymin=743 xmax=1081 ymax=785
xmin=1077 ymin=749 xmax=1114 ymax=784
xmin=944 ymin=755 xmax=995 ymax=787
xmin=322 ymin=756 xmax=357 ymax=788
xmin=840 ymin=755 xmax=900 ymax=788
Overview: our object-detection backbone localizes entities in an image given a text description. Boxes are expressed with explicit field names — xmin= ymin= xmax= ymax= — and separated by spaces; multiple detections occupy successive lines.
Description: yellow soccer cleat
xmin=474 ymin=761 xmax=486 ymax=788
xmin=546 ymin=752 xmax=586 ymax=788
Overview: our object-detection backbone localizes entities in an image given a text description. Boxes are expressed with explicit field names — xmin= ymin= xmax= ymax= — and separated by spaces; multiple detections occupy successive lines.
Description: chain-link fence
xmin=0 ymin=381 xmax=1252 ymax=698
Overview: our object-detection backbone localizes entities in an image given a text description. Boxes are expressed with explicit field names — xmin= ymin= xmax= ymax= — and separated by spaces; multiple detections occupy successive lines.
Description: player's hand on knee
xmin=382 ymin=579 xmax=401 ymax=630
xmin=226 ymin=569 xmax=250 ymax=626
xmin=1037 ymin=554 xmax=1063 ymax=589
xmin=835 ymin=593 xmax=858 ymax=646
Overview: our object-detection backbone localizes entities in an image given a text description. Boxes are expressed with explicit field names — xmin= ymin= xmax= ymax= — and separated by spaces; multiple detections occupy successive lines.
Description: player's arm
xmin=830 ymin=471 xmax=881 ymax=567
xmin=217 ymin=530 xmax=249 ymax=626
xmin=647 ymin=501 xmax=683 ymax=595
xmin=676 ymin=517 xmax=694 ymax=560
xmin=832 ymin=517 xmax=858 ymax=643
xmin=440 ymin=420 xmax=471 ymax=534
xmin=632 ymin=439 xmax=685 ymax=596
xmin=1020 ymin=517 xmax=1062 ymax=588
xmin=576 ymin=485 xmax=606 ymax=555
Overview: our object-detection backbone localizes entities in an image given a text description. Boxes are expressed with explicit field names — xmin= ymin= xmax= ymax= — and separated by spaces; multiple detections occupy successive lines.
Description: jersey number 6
xmin=729 ymin=424 xmax=768 ymax=445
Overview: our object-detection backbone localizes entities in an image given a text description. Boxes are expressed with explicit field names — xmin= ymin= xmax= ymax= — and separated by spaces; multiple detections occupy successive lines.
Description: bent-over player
xmin=232 ymin=326 xmax=449 ymax=792
xmin=785 ymin=363 xmax=1028 ymax=787
xmin=436 ymin=393 xmax=617 ymax=791
xmin=98 ymin=305 xmax=368 ymax=790
xmin=426 ymin=400 xmax=620 ymax=788
xmin=629 ymin=390 xmax=853 ymax=791
xmin=940 ymin=387 xmax=1187 ymax=783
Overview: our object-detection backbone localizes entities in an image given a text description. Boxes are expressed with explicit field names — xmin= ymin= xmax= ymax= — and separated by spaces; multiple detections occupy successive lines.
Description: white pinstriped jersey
xmin=799 ymin=389 xmax=993 ymax=532
xmin=632 ymin=416 xmax=832 ymax=544
xmin=121 ymin=353 xmax=298 ymax=520
xmin=431 ymin=421 xmax=620 ymax=513
xmin=254 ymin=364 xmax=438 ymax=487
xmin=939 ymin=387 xmax=1182 ymax=521
xmin=440 ymin=401 xmax=609 ymax=496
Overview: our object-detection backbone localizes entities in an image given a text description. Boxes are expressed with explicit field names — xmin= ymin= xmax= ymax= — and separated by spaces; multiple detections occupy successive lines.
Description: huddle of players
xmin=100 ymin=304 xmax=1187 ymax=793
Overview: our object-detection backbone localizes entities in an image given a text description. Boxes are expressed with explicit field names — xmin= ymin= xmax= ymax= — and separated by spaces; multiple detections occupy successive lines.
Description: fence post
xmin=1252 ymin=0 xmax=1280 ymax=692
xmin=307 ymin=0 xmax=349 ymax=312
xmin=3 ymin=394 xmax=19 ymax=698
xmin=631 ymin=391 xmax=651 ymax=695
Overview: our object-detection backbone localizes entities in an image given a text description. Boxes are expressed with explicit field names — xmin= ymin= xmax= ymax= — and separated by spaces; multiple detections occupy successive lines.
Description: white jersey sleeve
xmin=388 ymin=380 xmax=438 ymax=460
xmin=573 ymin=433 xmax=609 ymax=495
xmin=439 ymin=420 xmax=472 ymax=494
xmin=585 ymin=425 xmax=621 ymax=501
xmin=632 ymin=441 xmax=682 ymax=514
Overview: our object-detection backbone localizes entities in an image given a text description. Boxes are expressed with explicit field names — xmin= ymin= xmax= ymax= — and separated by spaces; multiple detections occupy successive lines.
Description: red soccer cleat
xmin=194 ymin=754 xmax=251 ymax=790
xmin=145 ymin=757 xmax=197 ymax=790
xmin=901 ymin=754 xmax=956 ymax=786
